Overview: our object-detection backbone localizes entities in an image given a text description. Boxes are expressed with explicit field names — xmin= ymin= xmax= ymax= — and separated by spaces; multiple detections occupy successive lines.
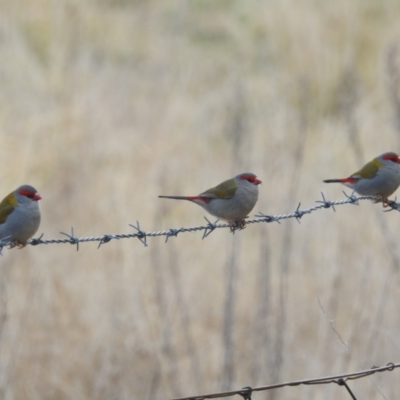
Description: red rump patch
xmin=187 ymin=195 xmax=210 ymax=203
xmin=341 ymin=177 xmax=357 ymax=184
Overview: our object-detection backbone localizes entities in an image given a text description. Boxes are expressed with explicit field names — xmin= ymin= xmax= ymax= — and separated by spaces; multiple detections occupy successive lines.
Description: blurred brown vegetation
xmin=1 ymin=0 xmax=400 ymax=399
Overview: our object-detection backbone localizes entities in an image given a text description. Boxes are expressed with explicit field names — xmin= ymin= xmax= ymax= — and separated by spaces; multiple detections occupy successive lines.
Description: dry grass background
xmin=1 ymin=0 xmax=400 ymax=399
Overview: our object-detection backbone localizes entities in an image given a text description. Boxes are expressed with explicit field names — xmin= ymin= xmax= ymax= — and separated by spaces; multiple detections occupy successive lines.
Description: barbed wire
xmin=1 ymin=192 xmax=400 ymax=251
xmin=169 ymin=362 xmax=399 ymax=400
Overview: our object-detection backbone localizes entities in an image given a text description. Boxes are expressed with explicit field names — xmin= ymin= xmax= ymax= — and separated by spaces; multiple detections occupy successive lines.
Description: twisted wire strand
xmin=169 ymin=362 xmax=399 ymax=400
xmin=1 ymin=193 xmax=399 ymax=251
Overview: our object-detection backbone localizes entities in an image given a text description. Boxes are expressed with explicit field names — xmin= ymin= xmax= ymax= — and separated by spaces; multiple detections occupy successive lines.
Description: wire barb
xmin=294 ymin=203 xmax=306 ymax=223
xmin=342 ymin=191 xmax=359 ymax=205
xmin=202 ymin=217 xmax=219 ymax=239
xmin=29 ymin=233 xmax=44 ymax=246
xmin=316 ymin=192 xmax=336 ymax=212
xmin=129 ymin=221 xmax=148 ymax=247
xmin=97 ymin=234 xmax=113 ymax=249
xmin=165 ymin=228 xmax=182 ymax=243
xmin=60 ymin=227 xmax=80 ymax=251
xmin=254 ymin=211 xmax=281 ymax=224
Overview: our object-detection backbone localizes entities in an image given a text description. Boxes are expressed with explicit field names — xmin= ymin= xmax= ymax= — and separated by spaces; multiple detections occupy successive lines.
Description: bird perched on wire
xmin=159 ymin=173 xmax=261 ymax=230
xmin=323 ymin=152 xmax=400 ymax=205
xmin=0 ymin=185 xmax=42 ymax=248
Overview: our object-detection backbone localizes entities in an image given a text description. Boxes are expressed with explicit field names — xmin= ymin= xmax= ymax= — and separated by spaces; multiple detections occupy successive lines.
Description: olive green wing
xmin=0 ymin=194 xmax=16 ymax=224
xmin=201 ymin=178 xmax=238 ymax=199
xmin=352 ymin=159 xmax=381 ymax=180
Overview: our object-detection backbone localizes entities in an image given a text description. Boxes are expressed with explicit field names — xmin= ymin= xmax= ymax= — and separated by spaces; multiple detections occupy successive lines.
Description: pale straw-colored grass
xmin=0 ymin=1 xmax=400 ymax=399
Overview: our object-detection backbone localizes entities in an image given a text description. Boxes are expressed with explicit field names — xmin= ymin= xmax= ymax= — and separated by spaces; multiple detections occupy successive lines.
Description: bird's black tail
xmin=323 ymin=179 xmax=342 ymax=183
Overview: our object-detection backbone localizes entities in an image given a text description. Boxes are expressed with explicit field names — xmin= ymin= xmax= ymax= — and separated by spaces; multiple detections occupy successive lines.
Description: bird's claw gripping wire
xmin=230 ymin=219 xmax=247 ymax=233
xmin=383 ymin=198 xmax=400 ymax=212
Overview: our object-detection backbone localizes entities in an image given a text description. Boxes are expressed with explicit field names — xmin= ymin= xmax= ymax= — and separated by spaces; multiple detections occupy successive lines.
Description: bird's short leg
xmin=382 ymin=197 xmax=390 ymax=207
xmin=229 ymin=219 xmax=247 ymax=232
xmin=372 ymin=195 xmax=389 ymax=206
xmin=8 ymin=241 xmax=27 ymax=249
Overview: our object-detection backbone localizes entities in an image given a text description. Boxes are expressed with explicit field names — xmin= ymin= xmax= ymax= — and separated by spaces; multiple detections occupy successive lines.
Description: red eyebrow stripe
xmin=19 ymin=189 xmax=33 ymax=196
xmin=239 ymin=174 xmax=262 ymax=184
xmin=382 ymin=153 xmax=400 ymax=163
xmin=19 ymin=189 xmax=42 ymax=200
